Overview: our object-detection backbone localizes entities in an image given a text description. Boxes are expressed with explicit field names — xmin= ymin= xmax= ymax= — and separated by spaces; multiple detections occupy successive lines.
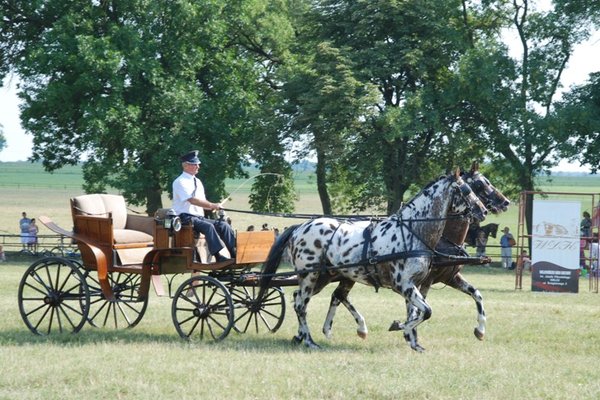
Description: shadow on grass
xmin=0 ymin=326 xmax=371 ymax=353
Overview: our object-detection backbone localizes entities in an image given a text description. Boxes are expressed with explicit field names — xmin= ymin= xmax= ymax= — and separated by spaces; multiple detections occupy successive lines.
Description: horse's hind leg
xmin=292 ymin=274 xmax=320 ymax=349
xmin=447 ymin=272 xmax=486 ymax=340
xmin=322 ymin=279 xmax=367 ymax=340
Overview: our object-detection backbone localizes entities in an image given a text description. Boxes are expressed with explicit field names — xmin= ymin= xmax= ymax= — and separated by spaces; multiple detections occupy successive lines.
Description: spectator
xmin=519 ymin=249 xmax=532 ymax=272
xmin=0 ymin=245 xmax=5 ymax=262
xmin=581 ymin=211 xmax=592 ymax=240
xmin=475 ymin=230 xmax=488 ymax=266
xmin=28 ymin=218 xmax=39 ymax=253
xmin=500 ymin=226 xmax=515 ymax=269
xmin=19 ymin=212 xmax=31 ymax=249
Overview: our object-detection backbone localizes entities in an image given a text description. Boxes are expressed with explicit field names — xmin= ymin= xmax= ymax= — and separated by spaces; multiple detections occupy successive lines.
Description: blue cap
xmin=180 ymin=150 xmax=201 ymax=164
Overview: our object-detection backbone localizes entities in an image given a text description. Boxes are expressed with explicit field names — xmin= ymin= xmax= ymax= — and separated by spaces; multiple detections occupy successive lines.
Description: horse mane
xmin=395 ymin=174 xmax=453 ymax=214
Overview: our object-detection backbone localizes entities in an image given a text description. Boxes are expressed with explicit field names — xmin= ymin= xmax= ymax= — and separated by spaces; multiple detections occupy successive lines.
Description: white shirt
xmin=172 ymin=172 xmax=206 ymax=217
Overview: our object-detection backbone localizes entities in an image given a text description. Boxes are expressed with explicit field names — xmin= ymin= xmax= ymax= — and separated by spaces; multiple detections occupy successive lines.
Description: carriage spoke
xmin=230 ymin=286 xmax=285 ymax=334
xmin=172 ymin=276 xmax=234 ymax=341
xmin=83 ymin=271 xmax=148 ymax=329
xmin=18 ymin=258 xmax=90 ymax=335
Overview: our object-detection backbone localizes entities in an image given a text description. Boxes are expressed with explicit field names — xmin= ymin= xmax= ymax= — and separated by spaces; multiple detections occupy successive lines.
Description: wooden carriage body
xmin=21 ymin=193 xmax=282 ymax=340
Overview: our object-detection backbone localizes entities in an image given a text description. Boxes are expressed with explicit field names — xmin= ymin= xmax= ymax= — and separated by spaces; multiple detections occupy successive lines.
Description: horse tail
xmin=257 ymin=224 xmax=300 ymax=301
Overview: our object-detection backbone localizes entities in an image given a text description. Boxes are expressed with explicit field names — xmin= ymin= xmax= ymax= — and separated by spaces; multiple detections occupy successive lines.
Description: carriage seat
xmin=71 ymin=194 xmax=154 ymax=265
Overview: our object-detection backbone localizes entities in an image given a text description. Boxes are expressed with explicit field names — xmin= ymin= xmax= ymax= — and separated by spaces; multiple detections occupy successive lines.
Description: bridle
xmin=464 ymin=171 xmax=507 ymax=213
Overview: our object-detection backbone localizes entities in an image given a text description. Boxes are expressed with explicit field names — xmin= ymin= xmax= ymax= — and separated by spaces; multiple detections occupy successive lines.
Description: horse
xmin=318 ymin=162 xmax=509 ymax=345
xmin=259 ymin=169 xmax=488 ymax=352
xmin=465 ymin=222 xmax=500 ymax=247
xmin=390 ymin=163 xmax=509 ymax=340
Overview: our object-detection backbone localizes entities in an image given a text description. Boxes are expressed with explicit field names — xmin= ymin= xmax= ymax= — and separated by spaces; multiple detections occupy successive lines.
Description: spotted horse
xmin=389 ymin=162 xmax=510 ymax=341
xmin=259 ymin=169 xmax=487 ymax=352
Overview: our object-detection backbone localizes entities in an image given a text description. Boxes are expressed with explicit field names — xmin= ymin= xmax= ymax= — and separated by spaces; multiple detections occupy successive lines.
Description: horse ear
xmin=470 ymin=161 xmax=479 ymax=172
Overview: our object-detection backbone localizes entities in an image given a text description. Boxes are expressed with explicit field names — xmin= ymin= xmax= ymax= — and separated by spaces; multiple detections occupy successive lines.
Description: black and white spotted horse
xmin=259 ymin=169 xmax=487 ymax=352
xmin=390 ymin=163 xmax=510 ymax=341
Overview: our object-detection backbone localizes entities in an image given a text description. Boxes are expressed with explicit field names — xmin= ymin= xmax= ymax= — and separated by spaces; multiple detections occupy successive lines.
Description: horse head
xmin=449 ymin=168 xmax=488 ymax=223
xmin=462 ymin=161 xmax=510 ymax=214
xmin=397 ymin=169 xmax=486 ymax=247
xmin=487 ymin=223 xmax=499 ymax=238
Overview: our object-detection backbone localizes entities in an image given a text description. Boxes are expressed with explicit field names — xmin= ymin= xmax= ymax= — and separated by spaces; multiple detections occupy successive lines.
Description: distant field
xmin=1 ymin=161 xmax=599 ymax=255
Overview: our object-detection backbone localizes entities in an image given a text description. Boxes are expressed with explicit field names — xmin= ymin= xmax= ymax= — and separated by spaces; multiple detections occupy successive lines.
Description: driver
xmin=172 ymin=150 xmax=235 ymax=262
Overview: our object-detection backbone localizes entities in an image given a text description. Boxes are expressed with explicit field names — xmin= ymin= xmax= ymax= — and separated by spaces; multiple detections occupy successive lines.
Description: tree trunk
xmin=145 ymin=181 xmax=164 ymax=216
xmin=315 ymin=148 xmax=332 ymax=215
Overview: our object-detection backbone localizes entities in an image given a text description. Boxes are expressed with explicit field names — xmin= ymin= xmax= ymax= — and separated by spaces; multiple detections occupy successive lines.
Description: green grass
xmin=1 ymin=261 xmax=600 ymax=399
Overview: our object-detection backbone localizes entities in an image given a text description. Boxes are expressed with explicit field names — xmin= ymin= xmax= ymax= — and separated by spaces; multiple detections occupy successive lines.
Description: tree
xmin=280 ymin=40 xmax=378 ymax=214
xmin=286 ymin=0 xmax=491 ymax=214
xmin=0 ymin=0 xmax=295 ymax=214
xmin=457 ymin=0 xmax=600 ymax=235
xmin=0 ymin=123 xmax=5 ymax=153
xmin=554 ymin=72 xmax=600 ymax=173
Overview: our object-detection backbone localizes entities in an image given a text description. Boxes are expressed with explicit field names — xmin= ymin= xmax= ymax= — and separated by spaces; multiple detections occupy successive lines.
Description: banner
xmin=531 ymin=200 xmax=580 ymax=293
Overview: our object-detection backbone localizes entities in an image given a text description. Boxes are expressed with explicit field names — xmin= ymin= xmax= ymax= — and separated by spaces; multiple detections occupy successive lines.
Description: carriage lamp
xmin=154 ymin=208 xmax=182 ymax=232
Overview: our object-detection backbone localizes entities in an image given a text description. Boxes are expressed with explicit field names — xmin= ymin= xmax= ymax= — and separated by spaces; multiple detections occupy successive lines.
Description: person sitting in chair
xmin=172 ymin=150 xmax=235 ymax=262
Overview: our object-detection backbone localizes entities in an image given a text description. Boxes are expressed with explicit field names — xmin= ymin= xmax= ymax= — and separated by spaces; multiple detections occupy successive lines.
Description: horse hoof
xmin=291 ymin=336 xmax=302 ymax=345
xmin=357 ymin=330 xmax=368 ymax=339
xmin=388 ymin=320 xmax=404 ymax=331
xmin=474 ymin=328 xmax=485 ymax=341
xmin=411 ymin=344 xmax=426 ymax=353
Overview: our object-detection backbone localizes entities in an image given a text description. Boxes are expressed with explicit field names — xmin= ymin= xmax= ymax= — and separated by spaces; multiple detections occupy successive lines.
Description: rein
xmin=223 ymin=207 xmax=470 ymax=223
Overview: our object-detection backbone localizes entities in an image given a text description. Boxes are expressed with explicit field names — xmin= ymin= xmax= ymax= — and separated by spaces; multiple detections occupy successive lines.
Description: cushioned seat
xmin=71 ymin=194 xmax=154 ymax=265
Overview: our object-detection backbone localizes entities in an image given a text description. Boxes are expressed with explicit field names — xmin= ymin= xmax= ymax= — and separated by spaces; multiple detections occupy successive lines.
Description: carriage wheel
xmin=172 ymin=276 xmax=234 ymax=341
xmin=83 ymin=271 xmax=148 ymax=329
xmin=18 ymin=257 xmax=90 ymax=335
xmin=229 ymin=285 xmax=286 ymax=334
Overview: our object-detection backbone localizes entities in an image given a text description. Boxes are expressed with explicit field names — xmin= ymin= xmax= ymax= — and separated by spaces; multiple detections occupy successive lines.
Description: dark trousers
xmin=180 ymin=214 xmax=236 ymax=257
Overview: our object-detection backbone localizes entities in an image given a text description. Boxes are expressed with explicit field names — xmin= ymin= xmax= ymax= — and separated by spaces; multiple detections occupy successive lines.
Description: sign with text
xmin=531 ymin=200 xmax=580 ymax=293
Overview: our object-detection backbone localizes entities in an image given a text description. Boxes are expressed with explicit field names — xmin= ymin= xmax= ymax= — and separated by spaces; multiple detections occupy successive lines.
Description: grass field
xmin=1 ymin=162 xmax=600 ymax=398
xmin=1 ymin=261 xmax=600 ymax=399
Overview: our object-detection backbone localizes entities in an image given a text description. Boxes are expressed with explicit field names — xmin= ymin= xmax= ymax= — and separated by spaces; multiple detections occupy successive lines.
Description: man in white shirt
xmin=172 ymin=150 xmax=235 ymax=262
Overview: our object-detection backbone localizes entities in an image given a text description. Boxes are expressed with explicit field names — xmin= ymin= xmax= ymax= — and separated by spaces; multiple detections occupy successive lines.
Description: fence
xmin=0 ymin=233 xmax=79 ymax=257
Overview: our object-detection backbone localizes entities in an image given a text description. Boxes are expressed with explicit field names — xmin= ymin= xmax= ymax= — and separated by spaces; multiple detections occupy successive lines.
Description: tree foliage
xmin=0 ymin=123 xmax=5 ymax=152
xmin=1 ymin=0 xmax=599 ymax=220
xmin=0 ymin=0 xmax=295 ymax=214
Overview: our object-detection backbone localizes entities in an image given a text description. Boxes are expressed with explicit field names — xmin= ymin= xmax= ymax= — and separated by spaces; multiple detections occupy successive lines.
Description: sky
xmin=1 ymin=15 xmax=599 ymax=171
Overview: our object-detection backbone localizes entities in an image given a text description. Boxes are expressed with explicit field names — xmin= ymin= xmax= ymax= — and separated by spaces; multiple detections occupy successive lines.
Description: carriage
xmin=17 ymin=193 xmax=292 ymax=341
xmin=17 ymin=165 xmax=510 ymax=351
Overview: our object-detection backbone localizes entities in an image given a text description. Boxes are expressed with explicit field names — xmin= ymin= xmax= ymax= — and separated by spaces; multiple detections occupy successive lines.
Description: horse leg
xmin=393 ymin=278 xmax=431 ymax=352
xmin=389 ymin=281 xmax=432 ymax=332
xmin=446 ymin=272 xmax=487 ymax=340
xmin=322 ymin=279 xmax=368 ymax=340
xmin=292 ymin=275 xmax=320 ymax=349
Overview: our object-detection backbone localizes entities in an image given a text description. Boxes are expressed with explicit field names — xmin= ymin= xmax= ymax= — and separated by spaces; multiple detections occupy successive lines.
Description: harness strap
xmin=361 ymin=222 xmax=382 ymax=291
xmin=320 ymin=223 xmax=343 ymax=275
